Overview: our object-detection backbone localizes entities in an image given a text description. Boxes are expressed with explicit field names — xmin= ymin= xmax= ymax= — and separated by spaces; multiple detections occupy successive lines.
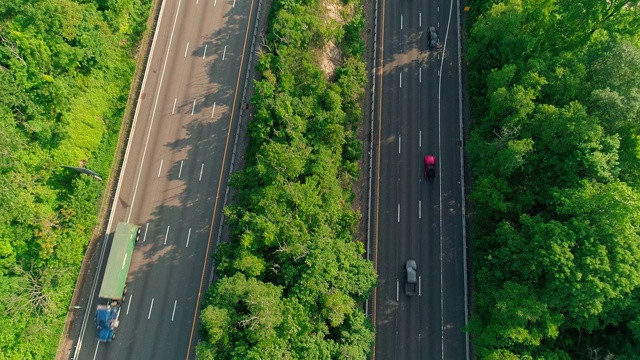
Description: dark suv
xmin=428 ymin=26 xmax=438 ymax=48
xmin=405 ymin=260 xmax=417 ymax=296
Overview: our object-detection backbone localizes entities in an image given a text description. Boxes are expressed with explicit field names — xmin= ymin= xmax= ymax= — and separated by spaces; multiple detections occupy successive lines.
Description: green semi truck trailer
xmin=95 ymin=222 xmax=139 ymax=342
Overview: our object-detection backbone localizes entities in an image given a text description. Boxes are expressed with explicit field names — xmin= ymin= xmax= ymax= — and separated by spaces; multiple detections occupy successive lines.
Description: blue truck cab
xmin=96 ymin=303 xmax=120 ymax=341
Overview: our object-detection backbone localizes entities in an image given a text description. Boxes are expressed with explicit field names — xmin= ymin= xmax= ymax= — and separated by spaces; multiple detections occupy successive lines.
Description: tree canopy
xmin=197 ymin=0 xmax=376 ymax=358
xmin=467 ymin=0 xmax=640 ymax=358
xmin=0 ymin=0 xmax=150 ymax=358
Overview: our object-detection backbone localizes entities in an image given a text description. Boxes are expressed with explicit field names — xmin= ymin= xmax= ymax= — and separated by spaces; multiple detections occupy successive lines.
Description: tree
xmin=550 ymin=181 xmax=640 ymax=330
xmin=472 ymin=282 xmax=564 ymax=357
xmin=468 ymin=0 xmax=640 ymax=357
xmin=0 ymin=0 xmax=149 ymax=356
xmin=521 ymin=103 xmax=620 ymax=201
xmin=553 ymin=0 xmax=640 ymax=46
xmin=199 ymin=273 xmax=287 ymax=358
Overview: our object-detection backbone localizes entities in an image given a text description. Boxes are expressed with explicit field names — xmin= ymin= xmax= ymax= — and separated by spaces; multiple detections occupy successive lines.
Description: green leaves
xmin=468 ymin=0 xmax=640 ymax=357
xmin=256 ymin=139 xmax=311 ymax=183
xmin=199 ymin=0 xmax=375 ymax=356
xmin=525 ymin=103 xmax=620 ymax=188
xmin=475 ymin=282 xmax=563 ymax=350
xmin=0 ymin=0 xmax=149 ymax=357
xmin=199 ymin=274 xmax=287 ymax=358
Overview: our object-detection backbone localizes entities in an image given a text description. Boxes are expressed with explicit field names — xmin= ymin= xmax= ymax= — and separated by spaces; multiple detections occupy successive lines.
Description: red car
xmin=424 ymin=155 xmax=436 ymax=180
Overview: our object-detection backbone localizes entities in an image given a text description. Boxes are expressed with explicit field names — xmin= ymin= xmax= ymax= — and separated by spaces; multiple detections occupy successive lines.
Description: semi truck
xmin=95 ymin=222 xmax=139 ymax=342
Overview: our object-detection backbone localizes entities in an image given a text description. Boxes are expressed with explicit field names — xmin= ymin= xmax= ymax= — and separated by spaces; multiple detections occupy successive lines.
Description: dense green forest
xmin=196 ymin=0 xmax=376 ymax=358
xmin=0 ymin=0 xmax=150 ymax=358
xmin=466 ymin=0 xmax=640 ymax=358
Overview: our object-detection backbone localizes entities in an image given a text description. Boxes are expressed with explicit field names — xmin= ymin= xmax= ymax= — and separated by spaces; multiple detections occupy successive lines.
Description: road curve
xmin=371 ymin=0 xmax=468 ymax=358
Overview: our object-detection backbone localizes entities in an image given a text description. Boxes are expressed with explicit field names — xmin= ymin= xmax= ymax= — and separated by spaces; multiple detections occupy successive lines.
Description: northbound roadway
xmin=371 ymin=0 xmax=468 ymax=359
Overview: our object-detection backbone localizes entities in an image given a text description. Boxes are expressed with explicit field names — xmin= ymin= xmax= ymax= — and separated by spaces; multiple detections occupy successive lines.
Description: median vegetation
xmin=0 ymin=0 xmax=151 ymax=358
xmin=196 ymin=0 xmax=376 ymax=358
xmin=466 ymin=0 xmax=640 ymax=358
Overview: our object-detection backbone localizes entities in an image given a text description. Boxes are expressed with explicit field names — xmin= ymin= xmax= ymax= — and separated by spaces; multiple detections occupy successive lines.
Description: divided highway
xmin=371 ymin=0 xmax=469 ymax=359
xmin=73 ymin=0 xmax=257 ymax=358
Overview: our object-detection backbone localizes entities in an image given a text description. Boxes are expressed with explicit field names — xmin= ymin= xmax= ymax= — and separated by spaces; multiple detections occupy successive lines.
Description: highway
xmin=74 ymin=0 xmax=257 ymax=358
xmin=371 ymin=0 xmax=468 ymax=359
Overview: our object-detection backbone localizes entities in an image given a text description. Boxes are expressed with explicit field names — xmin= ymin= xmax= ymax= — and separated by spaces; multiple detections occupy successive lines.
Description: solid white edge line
xmin=72 ymin=0 xmax=172 ymax=357
xmin=439 ymin=0 xmax=460 ymax=358
xmin=127 ymin=0 xmax=183 ymax=223
xmin=364 ymin=0 xmax=378 ymax=316
xmin=184 ymin=41 xmax=189 ymax=57
xmin=143 ymin=223 xmax=149 ymax=242
xmin=439 ymin=6 xmax=446 ymax=360
xmin=157 ymin=159 xmax=163 ymax=177
xmin=457 ymin=0 xmax=471 ymax=357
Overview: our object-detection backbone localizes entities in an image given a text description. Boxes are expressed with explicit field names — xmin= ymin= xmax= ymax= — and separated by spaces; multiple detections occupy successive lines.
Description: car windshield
xmin=406 ymin=261 xmax=417 ymax=282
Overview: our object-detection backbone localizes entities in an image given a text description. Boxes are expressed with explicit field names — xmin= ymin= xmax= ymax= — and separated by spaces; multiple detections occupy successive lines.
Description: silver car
xmin=405 ymin=260 xmax=417 ymax=295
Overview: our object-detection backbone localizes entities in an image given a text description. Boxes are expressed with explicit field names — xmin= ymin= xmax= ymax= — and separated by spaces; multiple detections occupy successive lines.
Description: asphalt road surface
xmin=74 ymin=0 xmax=257 ymax=358
xmin=371 ymin=0 xmax=469 ymax=359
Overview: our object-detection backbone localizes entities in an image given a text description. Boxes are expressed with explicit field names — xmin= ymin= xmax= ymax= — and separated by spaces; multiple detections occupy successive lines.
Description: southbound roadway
xmin=73 ymin=0 xmax=259 ymax=358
